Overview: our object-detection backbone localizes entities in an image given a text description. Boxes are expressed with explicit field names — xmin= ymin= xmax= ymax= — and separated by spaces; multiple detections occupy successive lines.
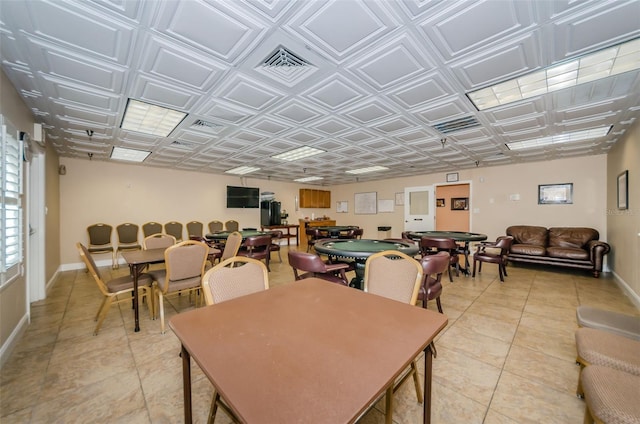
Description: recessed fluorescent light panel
xmin=468 ymin=38 xmax=640 ymax=110
xmin=121 ymin=99 xmax=187 ymax=137
xmin=110 ymin=146 xmax=151 ymax=162
xmin=294 ymin=176 xmax=323 ymax=182
xmin=272 ymin=146 xmax=325 ymax=161
xmin=506 ymin=126 xmax=612 ymax=151
xmin=345 ymin=166 xmax=389 ymax=174
xmin=225 ymin=166 xmax=260 ymax=175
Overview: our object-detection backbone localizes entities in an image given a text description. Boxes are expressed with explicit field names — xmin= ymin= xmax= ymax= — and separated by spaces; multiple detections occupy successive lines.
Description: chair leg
xmin=208 ymin=391 xmax=220 ymax=424
xmin=436 ymin=297 xmax=443 ymax=313
xmin=447 ymin=265 xmax=454 ymax=282
xmin=159 ymin=293 xmax=166 ymax=334
xmin=472 ymin=258 xmax=477 ymax=278
xmin=95 ymin=297 xmax=108 ymax=321
xmin=410 ymin=360 xmax=423 ymax=403
xmin=385 ymin=386 xmax=393 ymax=424
xmin=94 ymin=297 xmax=113 ymax=335
xmin=498 ymin=265 xmax=505 ymax=282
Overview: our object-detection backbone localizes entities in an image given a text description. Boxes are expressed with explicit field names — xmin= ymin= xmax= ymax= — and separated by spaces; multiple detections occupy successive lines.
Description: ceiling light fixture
xmin=120 ymin=99 xmax=187 ymax=137
xmin=272 ymin=146 xmax=325 ymax=161
xmin=294 ymin=176 xmax=323 ymax=182
xmin=468 ymin=38 xmax=640 ymax=110
xmin=110 ymin=146 xmax=151 ymax=162
xmin=225 ymin=166 xmax=260 ymax=175
xmin=506 ymin=126 xmax=612 ymax=151
xmin=345 ymin=165 xmax=389 ymax=175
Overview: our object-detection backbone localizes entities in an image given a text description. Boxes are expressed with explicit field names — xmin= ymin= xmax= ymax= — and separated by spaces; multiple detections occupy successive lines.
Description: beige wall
xmin=606 ymin=120 xmax=640 ymax=297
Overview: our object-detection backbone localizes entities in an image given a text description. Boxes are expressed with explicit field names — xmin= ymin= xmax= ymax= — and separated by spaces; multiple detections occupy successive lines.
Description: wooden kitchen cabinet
xmin=299 ymin=189 xmax=331 ymax=208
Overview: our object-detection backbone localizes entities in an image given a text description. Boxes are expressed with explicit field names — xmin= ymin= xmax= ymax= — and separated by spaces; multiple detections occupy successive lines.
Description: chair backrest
xmin=164 ymin=221 xmax=184 ymax=241
xmin=208 ymin=220 xmax=224 ymax=232
xmin=76 ymin=242 xmax=108 ymax=296
xmin=363 ymin=250 xmax=423 ymax=305
xmin=186 ymin=221 xmax=203 ymax=238
xmin=87 ymin=223 xmax=112 ymax=247
xmin=201 ymin=256 xmax=269 ymax=305
xmin=162 ymin=240 xmax=209 ymax=294
xmin=143 ymin=233 xmax=176 ymax=250
xmin=243 ymin=234 xmax=271 ymax=250
xmin=142 ymin=222 xmax=163 ymax=237
xmin=419 ymin=251 xmax=450 ymax=291
xmin=353 ymin=228 xmax=364 ymax=239
xmin=288 ymin=251 xmax=330 ymax=279
xmin=225 ymin=220 xmax=239 ymax=232
xmin=494 ymin=236 xmax=514 ymax=254
xmin=420 ymin=237 xmax=458 ymax=257
xmin=116 ymin=223 xmax=139 ymax=246
xmin=221 ymin=231 xmax=243 ymax=261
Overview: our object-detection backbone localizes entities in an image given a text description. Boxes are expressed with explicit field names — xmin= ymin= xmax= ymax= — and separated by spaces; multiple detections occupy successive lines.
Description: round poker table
xmin=205 ymin=230 xmax=267 ymax=242
xmin=313 ymin=239 xmax=419 ymax=289
xmin=407 ymin=231 xmax=487 ymax=274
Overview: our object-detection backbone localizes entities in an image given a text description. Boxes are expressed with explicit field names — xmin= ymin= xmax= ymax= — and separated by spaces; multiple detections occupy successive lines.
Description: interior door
xmin=404 ymin=186 xmax=435 ymax=232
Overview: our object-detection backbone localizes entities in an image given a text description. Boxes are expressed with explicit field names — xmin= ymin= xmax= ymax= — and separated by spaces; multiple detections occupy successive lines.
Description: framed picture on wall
xmin=538 ymin=183 xmax=573 ymax=205
xmin=451 ymin=197 xmax=468 ymax=210
xmin=436 ymin=198 xmax=445 ymax=207
xmin=617 ymin=170 xmax=628 ymax=210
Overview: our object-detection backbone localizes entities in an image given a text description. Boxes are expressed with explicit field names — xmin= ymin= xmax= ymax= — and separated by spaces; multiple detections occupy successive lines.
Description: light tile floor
xmin=1 ymin=246 xmax=637 ymax=423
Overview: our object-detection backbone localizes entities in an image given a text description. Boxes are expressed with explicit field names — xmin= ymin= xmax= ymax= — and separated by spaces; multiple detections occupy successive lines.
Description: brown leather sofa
xmin=505 ymin=226 xmax=610 ymax=278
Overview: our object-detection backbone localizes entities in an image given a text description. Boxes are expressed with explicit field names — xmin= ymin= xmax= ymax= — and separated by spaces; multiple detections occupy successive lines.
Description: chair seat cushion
xmin=107 ymin=273 xmax=152 ymax=293
xmin=582 ymin=365 xmax=640 ymax=424
xmin=575 ymin=328 xmax=640 ymax=375
xmin=577 ymin=306 xmax=640 ymax=341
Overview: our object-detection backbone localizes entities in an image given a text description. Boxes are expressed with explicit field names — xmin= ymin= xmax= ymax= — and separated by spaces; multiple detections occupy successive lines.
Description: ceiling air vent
xmin=262 ymin=46 xmax=310 ymax=67
xmin=190 ymin=119 xmax=223 ymax=134
xmin=433 ymin=116 xmax=480 ymax=134
xmin=170 ymin=140 xmax=196 ymax=149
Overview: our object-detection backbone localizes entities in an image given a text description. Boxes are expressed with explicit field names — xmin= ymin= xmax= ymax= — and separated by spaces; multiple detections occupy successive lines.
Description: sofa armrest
xmin=588 ymin=240 xmax=611 ymax=272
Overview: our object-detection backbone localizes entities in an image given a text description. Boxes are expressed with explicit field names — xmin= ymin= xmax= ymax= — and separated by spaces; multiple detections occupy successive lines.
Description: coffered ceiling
xmin=1 ymin=0 xmax=639 ymax=185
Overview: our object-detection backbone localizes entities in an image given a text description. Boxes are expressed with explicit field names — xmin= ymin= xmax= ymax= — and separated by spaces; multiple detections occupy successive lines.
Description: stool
xmin=581 ymin=365 xmax=640 ymax=424
xmin=577 ymin=305 xmax=640 ymax=341
xmin=575 ymin=328 xmax=640 ymax=397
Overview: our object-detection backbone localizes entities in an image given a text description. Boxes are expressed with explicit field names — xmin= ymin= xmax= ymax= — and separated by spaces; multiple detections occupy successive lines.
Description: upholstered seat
xmin=87 ymin=223 xmax=117 ymax=269
xmin=418 ymin=251 xmax=450 ymax=312
xmin=577 ymin=305 xmax=640 ymax=341
xmin=237 ymin=234 xmax=271 ymax=271
xmin=472 ymin=236 xmax=514 ymax=282
xmin=574 ymin=327 xmax=640 ymax=397
xmin=581 ymin=365 xmax=640 ymax=424
xmin=420 ymin=237 xmax=460 ymax=282
xmin=288 ymin=251 xmax=349 ymax=285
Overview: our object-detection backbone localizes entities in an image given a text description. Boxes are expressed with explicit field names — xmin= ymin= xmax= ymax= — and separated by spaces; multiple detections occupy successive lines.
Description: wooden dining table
xmin=170 ymin=278 xmax=448 ymax=424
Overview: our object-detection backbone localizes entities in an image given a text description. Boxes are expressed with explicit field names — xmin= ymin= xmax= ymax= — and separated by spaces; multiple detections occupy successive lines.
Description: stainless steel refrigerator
xmin=261 ymin=200 xmax=281 ymax=226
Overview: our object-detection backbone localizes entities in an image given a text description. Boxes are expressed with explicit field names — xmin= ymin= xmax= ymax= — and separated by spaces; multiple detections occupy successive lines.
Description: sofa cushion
xmin=548 ymin=227 xmax=599 ymax=249
xmin=506 ymin=225 xmax=548 ymax=246
xmin=547 ymin=247 xmax=589 ymax=260
xmin=510 ymin=244 xmax=547 ymax=256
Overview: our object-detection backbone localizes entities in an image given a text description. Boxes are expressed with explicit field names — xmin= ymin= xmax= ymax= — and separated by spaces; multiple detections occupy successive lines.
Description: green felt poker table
xmin=313 ymin=238 xmax=419 ymax=289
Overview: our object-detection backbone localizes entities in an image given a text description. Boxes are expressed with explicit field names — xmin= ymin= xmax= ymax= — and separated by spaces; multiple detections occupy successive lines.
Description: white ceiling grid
xmin=1 ymin=0 xmax=639 ymax=185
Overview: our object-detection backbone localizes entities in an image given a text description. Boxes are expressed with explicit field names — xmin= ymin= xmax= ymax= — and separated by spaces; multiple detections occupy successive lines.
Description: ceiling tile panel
xmin=1 ymin=0 xmax=637 ymax=185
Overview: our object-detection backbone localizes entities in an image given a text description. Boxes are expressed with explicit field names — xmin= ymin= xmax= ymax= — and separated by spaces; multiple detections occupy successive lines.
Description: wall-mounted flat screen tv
xmin=226 ymin=185 xmax=260 ymax=208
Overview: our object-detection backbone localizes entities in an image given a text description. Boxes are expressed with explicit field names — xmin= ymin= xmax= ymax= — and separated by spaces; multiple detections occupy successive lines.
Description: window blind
xmin=1 ymin=119 xmax=23 ymax=286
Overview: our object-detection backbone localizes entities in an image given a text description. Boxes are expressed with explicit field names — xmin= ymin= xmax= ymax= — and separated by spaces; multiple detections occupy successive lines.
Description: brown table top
xmin=169 ymin=278 xmax=448 ymax=423
xmin=120 ymin=248 xmax=166 ymax=265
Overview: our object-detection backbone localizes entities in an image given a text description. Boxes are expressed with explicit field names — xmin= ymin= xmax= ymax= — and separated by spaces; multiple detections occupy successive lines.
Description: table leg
xmin=129 ymin=263 xmax=141 ymax=332
xmin=423 ymin=343 xmax=434 ymax=424
xmin=181 ymin=344 xmax=193 ymax=424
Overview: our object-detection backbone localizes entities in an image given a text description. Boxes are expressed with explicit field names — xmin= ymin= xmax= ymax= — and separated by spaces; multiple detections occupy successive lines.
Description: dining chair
xmin=142 ymin=221 xmax=163 ymax=237
xmin=363 ymin=250 xmax=425 ymax=421
xmin=353 ymin=228 xmax=364 ymax=239
xmin=419 ymin=237 xmax=460 ymax=282
xmin=472 ymin=236 xmax=514 ymax=282
xmin=116 ymin=223 xmax=141 ymax=256
xmin=265 ymin=229 xmax=283 ymax=262
xmin=237 ymin=234 xmax=271 ymax=271
xmin=224 ymin=220 xmax=239 ymax=232
xmin=219 ymin=231 xmax=243 ymax=263
xmin=185 ymin=221 xmax=203 ymax=238
xmin=201 ymin=256 xmax=270 ymax=423
xmin=164 ymin=221 xmax=184 ymax=242
xmin=418 ymin=251 xmax=450 ymax=312
xmin=288 ymin=250 xmax=350 ymax=286
xmin=305 ymin=227 xmax=322 ymax=252
xmin=143 ymin=233 xmax=176 ymax=250
xmin=87 ymin=223 xmax=117 ymax=269
xmin=148 ymin=240 xmax=209 ymax=334
xmin=76 ymin=242 xmax=154 ymax=334
xmin=208 ymin=220 xmax=224 ymax=233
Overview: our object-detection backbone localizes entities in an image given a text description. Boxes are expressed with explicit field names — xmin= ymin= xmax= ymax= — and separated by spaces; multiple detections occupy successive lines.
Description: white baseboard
xmin=0 ymin=313 xmax=29 ymax=368
xmin=612 ymin=271 xmax=640 ymax=310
